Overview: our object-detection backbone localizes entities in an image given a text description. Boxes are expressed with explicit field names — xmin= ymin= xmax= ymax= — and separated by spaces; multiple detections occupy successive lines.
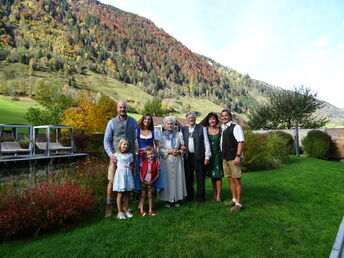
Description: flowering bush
xmin=0 ymin=180 xmax=95 ymax=240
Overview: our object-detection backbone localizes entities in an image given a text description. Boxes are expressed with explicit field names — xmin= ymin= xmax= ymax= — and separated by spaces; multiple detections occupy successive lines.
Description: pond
xmin=0 ymin=156 xmax=109 ymax=198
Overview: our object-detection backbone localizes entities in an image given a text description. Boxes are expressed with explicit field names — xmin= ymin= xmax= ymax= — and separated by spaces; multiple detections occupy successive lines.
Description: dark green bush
xmin=302 ymin=130 xmax=331 ymax=159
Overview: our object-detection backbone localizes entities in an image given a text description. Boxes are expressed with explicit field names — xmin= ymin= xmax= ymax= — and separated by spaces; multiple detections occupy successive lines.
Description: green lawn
xmin=1 ymin=156 xmax=343 ymax=257
xmin=0 ymin=96 xmax=41 ymax=124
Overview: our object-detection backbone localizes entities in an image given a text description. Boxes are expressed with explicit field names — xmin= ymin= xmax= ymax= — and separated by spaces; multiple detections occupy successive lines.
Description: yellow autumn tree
xmin=62 ymin=92 xmax=107 ymax=135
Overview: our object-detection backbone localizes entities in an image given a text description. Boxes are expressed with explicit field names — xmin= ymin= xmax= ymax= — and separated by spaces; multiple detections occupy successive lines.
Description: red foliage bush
xmin=0 ymin=181 xmax=95 ymax=240
xmin=74 ymin=157 xmax=108 ymax=207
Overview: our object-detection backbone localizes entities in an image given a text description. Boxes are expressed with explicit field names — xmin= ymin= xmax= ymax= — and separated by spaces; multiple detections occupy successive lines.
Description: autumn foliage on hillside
xmin=0 ymin=0 xmax=278 ymax=113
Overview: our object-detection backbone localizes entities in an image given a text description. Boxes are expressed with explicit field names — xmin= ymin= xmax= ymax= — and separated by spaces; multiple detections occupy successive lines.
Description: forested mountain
xmin=0 ymin=0 xmax=343 ymax=121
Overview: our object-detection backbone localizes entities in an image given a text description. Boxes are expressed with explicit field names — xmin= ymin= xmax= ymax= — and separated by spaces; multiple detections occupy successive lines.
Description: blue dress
xmin=134 ymin=128 xmax=165 ymax=192
xmin=113 ymin=153 xmax=135 ymax=192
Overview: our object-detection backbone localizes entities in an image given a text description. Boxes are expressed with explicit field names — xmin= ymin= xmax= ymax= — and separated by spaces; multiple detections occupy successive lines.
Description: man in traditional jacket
xmin=103 ymin=100 xmax=137 ymax=217
xmin=220 ymin=109 xmax=245 ymax=212
xmin=182 ymin=112 xmax=211 ymax=202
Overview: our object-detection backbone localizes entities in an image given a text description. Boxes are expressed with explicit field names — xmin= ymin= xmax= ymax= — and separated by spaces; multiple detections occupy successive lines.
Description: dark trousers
xmin=184 ymin=153 xmax=206 ymax=202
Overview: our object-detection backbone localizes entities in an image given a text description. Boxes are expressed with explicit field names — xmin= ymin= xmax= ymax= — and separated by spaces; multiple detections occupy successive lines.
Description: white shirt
xmin=187 ymin=125 xmax=211 ymax=159
xmin=220 ymin=121 xmax=244 ymax=151
xmin=188 ymin=126 xmax=195 ymax=153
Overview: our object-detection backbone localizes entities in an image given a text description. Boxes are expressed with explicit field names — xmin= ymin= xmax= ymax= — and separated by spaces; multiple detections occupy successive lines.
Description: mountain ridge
xmin=0 ymin=0 xmax=343 ymax=124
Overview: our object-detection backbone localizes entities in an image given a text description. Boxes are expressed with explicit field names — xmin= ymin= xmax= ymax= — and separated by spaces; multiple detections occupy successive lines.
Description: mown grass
xmin=0 ymin=96 xmax=41 ymax=124
xmin=1 ymin=156 xmax=343 ymax=257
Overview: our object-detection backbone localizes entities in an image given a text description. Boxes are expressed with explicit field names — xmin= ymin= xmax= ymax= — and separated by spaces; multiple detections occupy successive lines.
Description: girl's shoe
xmin=117 ymin=212 xmax=126 ymax=220
xmin=140 ymin=211 xmax=147 ymax=217
xmin=125 ymin=210 xmax=133 ymax=218
xmin=149 ymin=211 xmax=156 ymax=216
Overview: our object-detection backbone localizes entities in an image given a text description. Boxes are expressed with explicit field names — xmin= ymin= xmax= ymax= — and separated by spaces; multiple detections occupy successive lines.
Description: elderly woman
xmin=204 ymin=112 xmax=223 ymax=202
xmin=158 ymin=116 xmax=187 ymax=207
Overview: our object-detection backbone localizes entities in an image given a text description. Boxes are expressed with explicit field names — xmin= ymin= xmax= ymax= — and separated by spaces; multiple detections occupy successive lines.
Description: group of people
xmin=103 ymin=100 xmax=245 ymax=220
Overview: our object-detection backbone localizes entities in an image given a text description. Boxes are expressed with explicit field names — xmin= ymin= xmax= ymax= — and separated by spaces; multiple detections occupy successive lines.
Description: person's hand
xmin=172 ymin=149 xmax=179 ymax=156
xmin=110 ymin=154 xmax=117 ymax=163
xmin=180 ymin=145 xmax=187 ymax=151
xmin=233 ymin=156 xmax=241 ymax=165
xmin=204 ymin=159 xmax=210 ymax=166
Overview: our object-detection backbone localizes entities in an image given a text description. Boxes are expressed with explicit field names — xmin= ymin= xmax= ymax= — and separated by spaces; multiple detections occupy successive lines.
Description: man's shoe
xmin=165 ymin=202 xmax=171 ymax=208
xmin=174 ymin=202 xmax=180 ymax=207
xmin=225 ymin=200 xmax=236 ymax=206
xmin=125 ymin=210 xmax=133 ymax=218
xmin=105 ymin=204 xmax=113 ymax=218
xmin=117 ymin=212 xmax=126 ymax=219
xmin=230 ymin=205 xmax=242 ymax=212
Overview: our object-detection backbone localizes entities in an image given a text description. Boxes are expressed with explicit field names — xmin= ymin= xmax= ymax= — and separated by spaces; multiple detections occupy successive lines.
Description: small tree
xmin=141 ymin=98 xmax=166 ymax=116
xmin=96 ymin=94 xmax=117 ymax=120
xmin=248 ymin=86 xmax=328 ymax=129
xmin=25 ymin=80 xmax=74 ymax=125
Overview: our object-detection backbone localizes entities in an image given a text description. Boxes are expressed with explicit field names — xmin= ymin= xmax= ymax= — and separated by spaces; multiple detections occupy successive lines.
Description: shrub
xmin=141 ymin=98 xmax=167 ymax=116
xmin=0 ymin=180 xmax=95 ymax=240
xmin=74 ymin=157 xmax=108 ymax=207
xmin=242 ymin=129 xmax=291 ymax=172
xmin=73 ymin=134 xmax=104 ymax=153
xmin=270 ymin=131 xmax=294 ymax=155
xmin=302 ymin=130 xmax=331 ymax=159
xmin=96 ymin=95 xmax=117 ymax=121
xmin=242 ymin=129 xmax=267 ymax=171
xmin=265 ymin=132 xmax=291 ymax=168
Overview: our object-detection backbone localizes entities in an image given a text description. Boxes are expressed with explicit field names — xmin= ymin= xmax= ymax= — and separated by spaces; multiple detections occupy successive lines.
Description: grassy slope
xmin=0 ymin=63 xmax=226 ymax=122
xmin=1 ymin=156 xmax=343 ymax=257
xmin=0 ymin=63 xmax=342 ymax=125
xmin=0 ymin=96 xmax=40 ymax=124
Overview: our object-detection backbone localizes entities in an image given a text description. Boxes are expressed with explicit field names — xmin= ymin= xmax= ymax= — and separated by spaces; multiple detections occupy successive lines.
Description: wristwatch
xmin=236 ymin=154 xmax=241 ymax=158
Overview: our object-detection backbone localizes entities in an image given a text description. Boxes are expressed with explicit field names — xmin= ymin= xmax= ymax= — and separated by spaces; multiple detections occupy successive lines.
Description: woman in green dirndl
xmin=205 ymin=112 xmax=223 ymax=202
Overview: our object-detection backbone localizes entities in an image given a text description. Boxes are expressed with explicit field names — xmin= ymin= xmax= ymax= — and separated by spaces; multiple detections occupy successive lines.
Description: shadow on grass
xmin=245 ymin=185 xmax=297 ymax=209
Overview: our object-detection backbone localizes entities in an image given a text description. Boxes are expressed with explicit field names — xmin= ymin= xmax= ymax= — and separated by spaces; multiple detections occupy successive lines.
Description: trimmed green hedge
xmin=302 ymin=130 xmax=331 ymax=159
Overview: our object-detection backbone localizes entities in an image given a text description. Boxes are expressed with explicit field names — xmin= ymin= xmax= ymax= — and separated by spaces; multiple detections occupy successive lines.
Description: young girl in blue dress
xmin=113 ymin=138 xmax=135 ymax=220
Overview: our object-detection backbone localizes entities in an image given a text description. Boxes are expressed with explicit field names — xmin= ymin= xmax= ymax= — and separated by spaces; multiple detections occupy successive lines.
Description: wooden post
xmin=294 ymin=120 xmax=300 ymax=156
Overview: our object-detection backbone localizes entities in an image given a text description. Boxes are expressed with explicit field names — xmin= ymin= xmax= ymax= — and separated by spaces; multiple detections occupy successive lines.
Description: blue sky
xmin=100 ymin=0 xmax=344 ymax=108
